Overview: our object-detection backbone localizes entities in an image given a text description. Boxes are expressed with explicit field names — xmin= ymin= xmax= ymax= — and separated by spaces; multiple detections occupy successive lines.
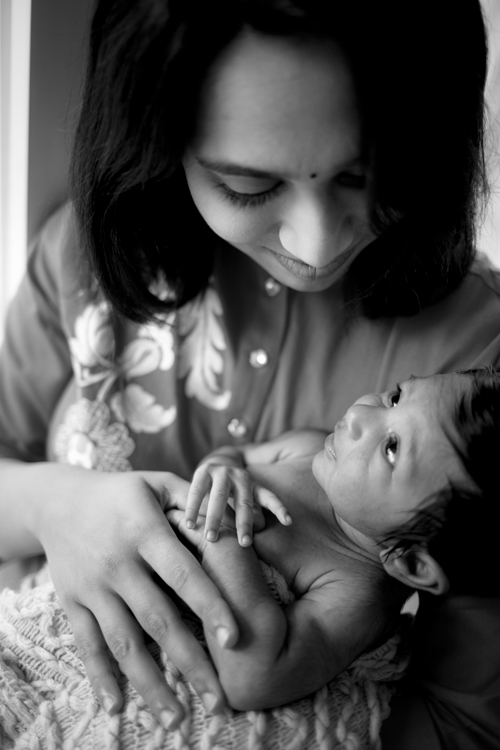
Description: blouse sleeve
xmin=381 ymin=595 xmax=500 ymax=750
xmin=0 ymin=205 xmax=75 ymax=462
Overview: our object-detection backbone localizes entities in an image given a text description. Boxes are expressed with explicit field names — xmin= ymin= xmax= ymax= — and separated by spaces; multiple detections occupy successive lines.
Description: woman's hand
xmin=32 ymin=466 xmax=238 ymax=729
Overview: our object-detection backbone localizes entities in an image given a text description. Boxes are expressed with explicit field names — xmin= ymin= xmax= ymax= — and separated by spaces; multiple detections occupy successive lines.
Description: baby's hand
xmin=185 ymin=458 xmax=291 ymax=547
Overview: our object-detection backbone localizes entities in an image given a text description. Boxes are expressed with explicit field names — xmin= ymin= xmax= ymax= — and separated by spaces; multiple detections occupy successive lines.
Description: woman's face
xmin=183 ymin=31 xmax=376 ymax=292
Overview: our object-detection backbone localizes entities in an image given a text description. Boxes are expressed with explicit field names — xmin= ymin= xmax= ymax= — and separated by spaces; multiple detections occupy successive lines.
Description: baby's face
xmin=312 ymin=373 xmax=468 ymax=540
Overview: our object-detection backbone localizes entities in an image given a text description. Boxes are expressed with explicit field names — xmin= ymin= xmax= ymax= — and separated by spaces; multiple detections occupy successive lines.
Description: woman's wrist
xmin=21 ymin=461 xmax=94 ymax=546
xmin=0 ymin=459 xmax=66 ymax=557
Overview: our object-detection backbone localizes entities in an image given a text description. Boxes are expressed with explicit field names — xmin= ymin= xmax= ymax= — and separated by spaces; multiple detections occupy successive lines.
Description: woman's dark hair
xmin=386 ymin=367 xmax=500 ymax=598
xmin=71 ymin=0 xmax=489 ymax=322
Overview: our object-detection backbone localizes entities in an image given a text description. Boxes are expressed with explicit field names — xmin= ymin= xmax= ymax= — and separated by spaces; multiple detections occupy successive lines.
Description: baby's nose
xmin=344 ymin=406 xmax=364 ymax=440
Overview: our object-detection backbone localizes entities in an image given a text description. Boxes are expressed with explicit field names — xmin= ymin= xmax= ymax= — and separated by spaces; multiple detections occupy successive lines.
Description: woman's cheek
xmin=184 ymin=164 xmax=276 ymax=253
xmin=197 ymin=197 xmax=270 ymax=247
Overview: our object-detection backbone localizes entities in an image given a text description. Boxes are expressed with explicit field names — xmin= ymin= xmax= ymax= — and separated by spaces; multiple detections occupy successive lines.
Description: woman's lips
xmin=265 ymin=244 xmax=358 ymax=281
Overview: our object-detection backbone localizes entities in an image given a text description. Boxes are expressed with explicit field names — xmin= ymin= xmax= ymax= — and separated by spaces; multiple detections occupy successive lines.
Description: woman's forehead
xmin=192 ymin=30 xmax=361 ymax=176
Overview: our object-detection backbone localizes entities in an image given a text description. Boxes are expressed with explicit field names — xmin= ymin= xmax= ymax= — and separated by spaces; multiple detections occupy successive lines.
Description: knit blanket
xmin=0 ymin=563 xmax=410 ymax=750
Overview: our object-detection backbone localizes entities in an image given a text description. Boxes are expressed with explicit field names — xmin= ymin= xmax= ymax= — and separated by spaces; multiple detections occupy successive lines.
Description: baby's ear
xmin=380 ymin=546 xmax=449 ymax=596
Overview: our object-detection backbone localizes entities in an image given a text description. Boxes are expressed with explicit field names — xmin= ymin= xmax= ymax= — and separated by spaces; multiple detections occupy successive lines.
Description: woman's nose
xmin=278 ymin=194 xmax=353 ymax=267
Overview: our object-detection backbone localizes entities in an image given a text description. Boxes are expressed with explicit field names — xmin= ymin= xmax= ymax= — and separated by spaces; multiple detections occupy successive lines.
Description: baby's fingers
xmin=254 ymin=486 xmax=292 ymax=527
xmin=231 ymin=471 xmax=256 ymax=547
xmin=203 ymin=471 xmax=233 ymax=542
xmin=186 ymin=465 xmax=212 ymax=528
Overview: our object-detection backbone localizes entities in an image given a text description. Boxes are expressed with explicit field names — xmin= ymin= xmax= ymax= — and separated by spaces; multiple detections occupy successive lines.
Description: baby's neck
xmin=332 ymin=513 xmax=383 ymax=565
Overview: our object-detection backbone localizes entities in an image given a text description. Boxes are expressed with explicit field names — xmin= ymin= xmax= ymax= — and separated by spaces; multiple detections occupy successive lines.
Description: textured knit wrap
xmin=0 ymin=563 xmax=410 ymax=750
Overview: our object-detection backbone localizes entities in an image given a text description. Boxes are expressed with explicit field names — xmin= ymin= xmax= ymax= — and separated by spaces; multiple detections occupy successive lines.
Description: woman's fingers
xmin=139 ymin=523 xmax=238 ymax=652
xmin=69 ymin=603 xmax=123 ymax=715
xmin=69 ymin=600 xmax=185 ymax=729
xmin=119 ymin=568 xmax=226 ymax=716
xmin=66 ymin=525 xmax=235 ymax=725
xmin=254 ymin=485 xmax=292 ymax=526
xmin=78 ymin=594 xmax=187 ymax=729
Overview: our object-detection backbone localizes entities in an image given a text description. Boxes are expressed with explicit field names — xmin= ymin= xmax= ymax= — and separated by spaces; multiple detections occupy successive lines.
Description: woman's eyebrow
xmin=195 ymin=156 xmax=282 ymax=179
xmin=195 ymin=155 xmax=366 ymax=179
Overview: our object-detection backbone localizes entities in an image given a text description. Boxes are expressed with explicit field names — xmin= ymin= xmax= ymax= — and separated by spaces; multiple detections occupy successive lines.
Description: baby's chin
xmin=311 ymin=450 xmax=326 ymax=486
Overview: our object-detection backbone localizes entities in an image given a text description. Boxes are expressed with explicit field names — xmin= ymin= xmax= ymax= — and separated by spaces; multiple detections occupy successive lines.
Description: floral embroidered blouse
xmin=2 ymin=203 xmax=500 ymax=479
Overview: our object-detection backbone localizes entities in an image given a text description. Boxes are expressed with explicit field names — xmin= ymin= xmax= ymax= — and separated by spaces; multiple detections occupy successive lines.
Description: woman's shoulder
xmin=437 ymin=249 xmax=500 ymax=337
xmin=36 ymin=201 xmax=75 ymax=245
xmin=388 ymin=249 xmax=500 ymax=372
xmin=467 ymin=250 xmax=500 ymax=297
xmin=29 ymin=202 xmax=84 ymax=295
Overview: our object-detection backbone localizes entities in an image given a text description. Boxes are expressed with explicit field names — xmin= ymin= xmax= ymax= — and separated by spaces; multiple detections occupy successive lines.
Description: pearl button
xmin=265 ymin=277 xmax=281 ymax=296
xmin=227 ymin=418 xmax=249 ymax=438
xmin=249 ymin=349 xmax=269 ymax=368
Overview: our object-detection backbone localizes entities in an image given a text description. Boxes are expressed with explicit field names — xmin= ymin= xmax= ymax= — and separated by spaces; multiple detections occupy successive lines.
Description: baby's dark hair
xmin=386 ymin=366 xmax=500 ymax=598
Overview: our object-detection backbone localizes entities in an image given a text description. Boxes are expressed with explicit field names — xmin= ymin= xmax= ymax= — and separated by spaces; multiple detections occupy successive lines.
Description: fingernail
xmin=186 ymin=519 xmax=194 ymax=529
xmin=241 ymin=534 xmax=251 ymax=546
xmin=101 ymin=692 xmax=117 ymax=715
xmin=215 ymin=625 xmax=231 ymax=648
xmin=160 ymin=709 xmax=177 ymax=730
xmin=206 ymin=530 xmax=217 ymax=542
xmin=283 ymin=513 xmax=292 ymax=525
xmin=201 ymin=692 xmax=219 ymax=713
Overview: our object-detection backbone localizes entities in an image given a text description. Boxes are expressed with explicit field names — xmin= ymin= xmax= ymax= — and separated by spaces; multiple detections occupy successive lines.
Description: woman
xmin=0 ymin=0 xmax=498 ymax=737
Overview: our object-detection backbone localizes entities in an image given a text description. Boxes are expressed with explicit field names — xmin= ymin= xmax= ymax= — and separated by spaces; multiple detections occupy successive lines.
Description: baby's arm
xmin=168 ymin=508 xmax=388 ymax=711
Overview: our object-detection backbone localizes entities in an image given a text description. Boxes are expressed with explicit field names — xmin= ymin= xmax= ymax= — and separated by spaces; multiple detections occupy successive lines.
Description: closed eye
xmin=215 ymin=180 xmax=283 ymax=208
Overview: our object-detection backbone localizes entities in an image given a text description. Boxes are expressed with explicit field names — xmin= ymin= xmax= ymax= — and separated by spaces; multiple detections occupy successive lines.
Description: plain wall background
xmin=28 ymin=0 xmax=93 ymax=240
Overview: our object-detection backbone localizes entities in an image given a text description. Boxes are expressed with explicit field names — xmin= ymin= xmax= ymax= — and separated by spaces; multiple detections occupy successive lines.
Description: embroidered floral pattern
xmin=178 ymin=288 xmax=232 ymax=410
xmin=69 ymin=300 xmax=115 ymax=368
xmin=118 ymin=315 xmax=176 ymax=380
xmin=54 ymin=399 xmax=134 ymax=471
xmin=110 ymin=385 xmax=177 ymax=433
xmin=55 ymin=283 xmax=231 ymax=470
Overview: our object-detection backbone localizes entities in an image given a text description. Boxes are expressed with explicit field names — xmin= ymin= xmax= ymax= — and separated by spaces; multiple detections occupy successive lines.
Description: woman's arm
xmin=0 ymin=210 xmax=238 ymax=726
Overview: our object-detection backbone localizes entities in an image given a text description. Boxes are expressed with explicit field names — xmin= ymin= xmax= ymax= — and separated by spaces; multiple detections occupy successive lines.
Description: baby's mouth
xmin=325 ymin=432 xmax=337 ymax=459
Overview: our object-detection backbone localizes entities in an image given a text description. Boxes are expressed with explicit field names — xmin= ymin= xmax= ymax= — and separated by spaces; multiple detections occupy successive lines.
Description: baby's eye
xmin=388 ymin=386 xmax=401 ymax=407
xmin=384 ymin=434 xmax=399 ymax=466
